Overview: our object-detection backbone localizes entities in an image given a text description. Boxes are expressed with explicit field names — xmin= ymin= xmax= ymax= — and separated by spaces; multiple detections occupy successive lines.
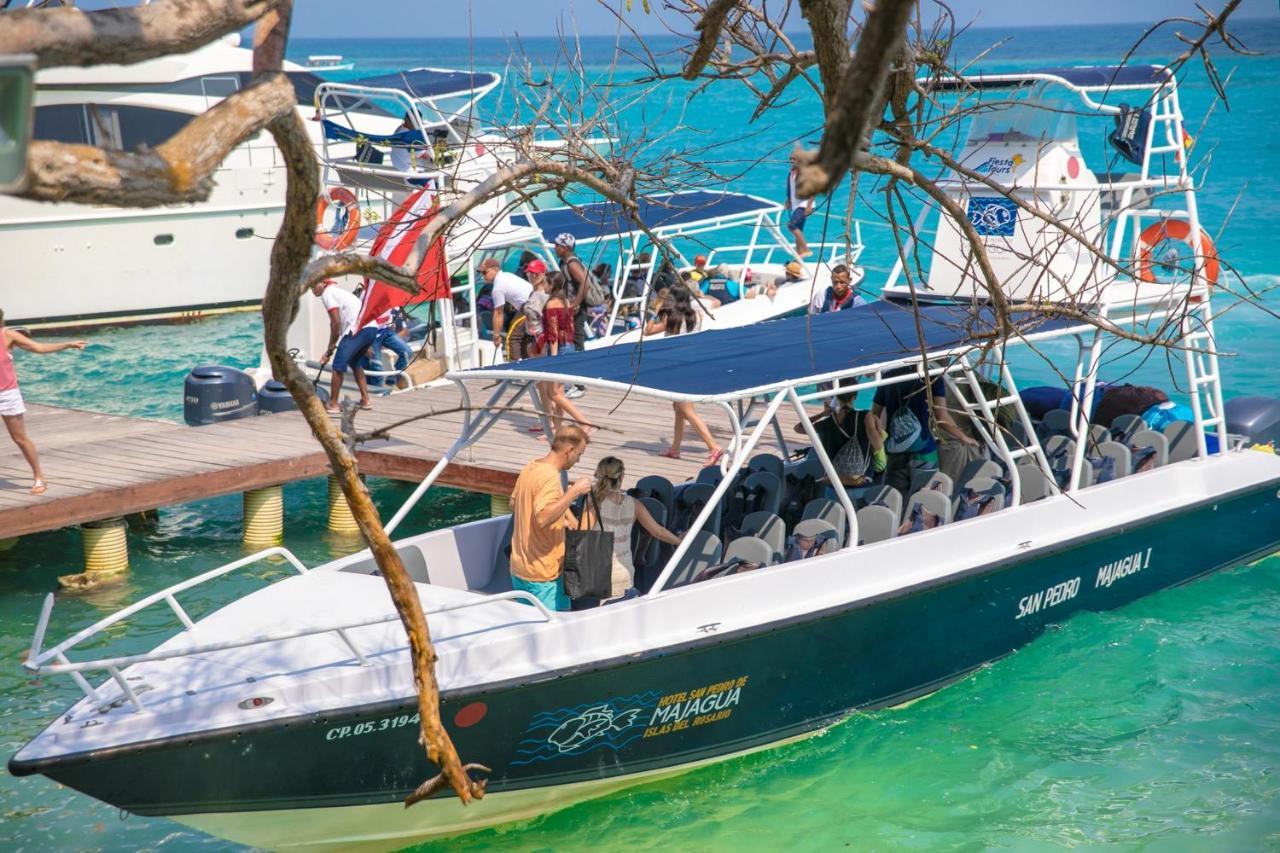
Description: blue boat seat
xmin=854 ymin=505 xmax=897 ymax=545
xmin=957 ymin=458 xmax=1002 ymax=487
xmin=674 ymin=482 xmax=722 ymax=535
xmin=738 ymin=511 xmax=786 ymax=564
xmin=632 ymin=497 xmax=669 ymax=592
xmin=747 ymin=453 xmax=786 ymax=483
xmin=1091 ymin=440 xmax=1130 ymax=483
xmin=740 ymin=470 xmax=783 ymax=519
xmin=668 ymin=531 xmax=723 ymax=588
xmin=922 ymin=470 xmax=954 ymax=499
xmin=634 ymin=475 xmax=675 ymax=522
xmin=852 ymin=484 xmax=902 ymax=522
xmin=788 ymin=518 xmax=842 ymax=558
xmin=1042 ymin=408 xmax=1073 ymax=436
xmin=695 ymin=464 xmax=724 ymax=486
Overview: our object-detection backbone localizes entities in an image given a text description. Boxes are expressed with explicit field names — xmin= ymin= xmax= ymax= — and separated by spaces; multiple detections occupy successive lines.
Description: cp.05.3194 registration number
xmin=325 ymin=712 xmax=420 ymax=741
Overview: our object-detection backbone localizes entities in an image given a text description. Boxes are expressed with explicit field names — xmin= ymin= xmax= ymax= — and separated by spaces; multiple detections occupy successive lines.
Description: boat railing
xmin=25 ymin=544 xmax=554 ymax=713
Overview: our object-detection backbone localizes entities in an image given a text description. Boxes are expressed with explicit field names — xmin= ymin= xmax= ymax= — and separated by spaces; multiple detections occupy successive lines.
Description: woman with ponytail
xmin=579 ymin=456 xmax=681 ymax=602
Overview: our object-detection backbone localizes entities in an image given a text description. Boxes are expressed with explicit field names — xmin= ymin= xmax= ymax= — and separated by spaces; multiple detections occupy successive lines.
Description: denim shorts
xmin=333 ymin=325 xmax=380 ymax=373
xmin=787 ymin=206 xmax=809 ymax=233
xmin=510 ymin=573 xmax=570 ymax=611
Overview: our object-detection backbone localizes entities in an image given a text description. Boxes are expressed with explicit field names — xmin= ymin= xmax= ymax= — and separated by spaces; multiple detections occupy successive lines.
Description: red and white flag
xmin=356 ymin=187 xmax=451 ymax=329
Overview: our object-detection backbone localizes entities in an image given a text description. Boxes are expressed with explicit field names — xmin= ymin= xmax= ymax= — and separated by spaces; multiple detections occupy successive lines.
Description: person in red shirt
xmin=0 ymin=310 xmax=87 ymax=495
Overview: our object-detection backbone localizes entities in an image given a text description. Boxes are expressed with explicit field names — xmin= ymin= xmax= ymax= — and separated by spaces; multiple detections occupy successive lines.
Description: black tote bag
xmin=563 ymin=493 xmax=614 ymax=600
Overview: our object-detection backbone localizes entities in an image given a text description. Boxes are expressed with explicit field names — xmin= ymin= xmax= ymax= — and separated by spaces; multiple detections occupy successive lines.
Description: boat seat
xmin=1109 ymin=413 xmax=1145 ymax=442
xmin=340 ymin=543 xmax=432 ymax=584
xmin=954 ymin=476 xmax=1006 ymax=521
xmin=634 ymin=475 xmax=675 ymax=522
xmin=1128 ymin=429 xmax=1169 ymax=472
xmin=738 ymin=511 xmax=786 ymax=564
xmin=723 ymin=535 xmax=776 ymax=568
xmin=1091 ymin=440 xmax=1130 ymax=483
xmin=667 ymin=531 xmax=723 ymax=588
xmin=854 ymin=504 xmax=897 ymax=545
xmin=695 ymin=465 xmax=724 ymax=486
xmin=781 ymin=452 xmax=827 ymax=527
xmin=853 ymin=484 xmax=902 ymax=521
xmin=801 ymin=498 xmax=848 ymax=547
xmin=901 ymin=488 xmax=952 ymax=533
xmin=1015 ymin=460 xmax=1053 ymax=504
xmin=632 ymin=497 xmax=669 ymax=592
xmin=1043 ymin=435 xmax=1076 ymax=488
xmin=1042 ymin=408 xmax=1073 ymax=436
xmin=1085 ymin=424 xmax=1110 ymax=453
xmin=1164 ymin=420 xmax=1198 ymax=463
xmin=958 ymin=458 xmax=1003 ymax=486
xmin=747 ymin=453 xmax=786 ymax=483
xmin=921 ymin=470 xmax=954 ymax=499
xmin=788 ymin=518 xmax=842 ymax=558
xmin=673 ymin=482 xmax=722 ymax=535
xmin=739 ymin=471 xmax=783 ymax=519
xmin=1004 ymin=418 xmax=1033 ymax=449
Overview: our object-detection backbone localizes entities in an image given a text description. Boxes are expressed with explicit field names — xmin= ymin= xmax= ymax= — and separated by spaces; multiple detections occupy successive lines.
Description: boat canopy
xmin=321 ymin=120 xmax=431 ymax=147
xmin=930 ymin=64 xmax=1172 ymax=92
xmin=457 ymin=302 xmax=1081 ymax=401
xmin=348 ymin=68 xmax=501 ymax=100
xmin=510 ymin=191 xmax=780 ymax=246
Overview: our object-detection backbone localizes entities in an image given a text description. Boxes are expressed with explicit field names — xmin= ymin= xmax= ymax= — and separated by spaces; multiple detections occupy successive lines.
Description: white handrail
xmin=27 ymin=546 xmax=310 ymax=673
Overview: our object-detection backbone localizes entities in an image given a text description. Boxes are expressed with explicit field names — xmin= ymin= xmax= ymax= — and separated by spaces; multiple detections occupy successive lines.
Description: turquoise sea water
xmin=4 ymin=20 xmax=1280 ymax=852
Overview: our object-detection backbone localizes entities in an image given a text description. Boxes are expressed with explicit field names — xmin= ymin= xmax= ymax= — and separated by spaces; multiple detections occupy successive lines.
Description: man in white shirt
xmin=311 ymin=279 xmax=378 ymax=413
xmin=480 ymin=258 xmax=533 ymax=351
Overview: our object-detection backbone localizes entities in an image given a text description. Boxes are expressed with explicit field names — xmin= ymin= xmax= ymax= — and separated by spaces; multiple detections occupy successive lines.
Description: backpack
xmin=885 ymin=404 xmax=924 ymax=454
xmin=568 ymin=256 xmax=607 ymax=307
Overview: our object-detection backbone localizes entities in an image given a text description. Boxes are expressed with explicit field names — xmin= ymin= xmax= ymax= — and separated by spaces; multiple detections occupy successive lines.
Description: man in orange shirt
xmin=509 ymin=425 xmax=592 ymax=610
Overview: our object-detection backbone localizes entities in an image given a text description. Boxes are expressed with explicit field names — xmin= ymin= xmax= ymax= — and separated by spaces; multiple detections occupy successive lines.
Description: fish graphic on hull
xmin=548 ymin=705 xmax=641 ymax=753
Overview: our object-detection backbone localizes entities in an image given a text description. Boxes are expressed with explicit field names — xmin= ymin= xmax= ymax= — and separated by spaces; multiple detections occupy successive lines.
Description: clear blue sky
xmin=285 ymin=0 xmax=1278 ymax=38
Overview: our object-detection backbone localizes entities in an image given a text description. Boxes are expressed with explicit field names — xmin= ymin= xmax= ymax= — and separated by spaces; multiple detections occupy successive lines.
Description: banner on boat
xmin=511 ymin=674 xmax=750 ymax=765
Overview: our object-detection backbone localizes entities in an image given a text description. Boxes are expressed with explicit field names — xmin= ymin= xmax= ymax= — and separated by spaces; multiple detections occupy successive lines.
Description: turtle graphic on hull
xmin=548 ymin=704 xmax=641 ymax=753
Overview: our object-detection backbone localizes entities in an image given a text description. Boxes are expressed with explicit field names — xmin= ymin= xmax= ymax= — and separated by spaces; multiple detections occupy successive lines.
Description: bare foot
xmin=658 ymin=447 xmax=681 ymax=459
xmin=30 ymin=479 xmax=47 ymax=495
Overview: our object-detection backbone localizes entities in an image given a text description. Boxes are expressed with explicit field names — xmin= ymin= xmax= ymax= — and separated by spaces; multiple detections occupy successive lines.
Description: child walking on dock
xmin=0 ymin=309 xmax=87 ymax=494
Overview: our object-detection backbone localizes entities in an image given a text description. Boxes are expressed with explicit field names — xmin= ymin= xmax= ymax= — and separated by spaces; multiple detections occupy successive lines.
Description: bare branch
xmin=18 ymin=73 xmax=295 ymax=206
xmin=0 ymin=0 xmax=280 ymax=69
xmin=682 ymin=0 xmax=739 ymax=80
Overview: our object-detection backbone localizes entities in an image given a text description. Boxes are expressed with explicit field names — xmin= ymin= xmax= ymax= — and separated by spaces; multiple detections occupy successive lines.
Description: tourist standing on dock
xmin=536 ymin=273 xmax=594 ymax=434
xmin=509 ymin=426 xmax=593 ymax=611
xmin=786 ymin=152 xmax=815 ymax=257
xmin=311 ymin=280 xmax=376 ymax=413
xmin=647 ymin=287 xmax=725 ymax=466
xmin=0 ymin=310 xmax=87 ymax=495
xmin=553 ymin=233 xmax=590 ymax=399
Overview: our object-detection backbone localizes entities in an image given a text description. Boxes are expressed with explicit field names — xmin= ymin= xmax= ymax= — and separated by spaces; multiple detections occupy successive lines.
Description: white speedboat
xmin=306 ymin=55 xmax=354 ymax=72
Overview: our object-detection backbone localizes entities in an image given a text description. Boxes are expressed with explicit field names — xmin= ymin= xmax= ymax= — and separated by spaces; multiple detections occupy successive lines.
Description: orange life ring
xmin=1135 ymin=219 xmax=1219 ymax=286
xmin=314 ymin=187 xmax=361 ymax=251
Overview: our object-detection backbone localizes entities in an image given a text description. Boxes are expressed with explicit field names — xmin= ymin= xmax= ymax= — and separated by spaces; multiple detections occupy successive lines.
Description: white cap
xmin=554 ymin=232 xmax=576 ymax=248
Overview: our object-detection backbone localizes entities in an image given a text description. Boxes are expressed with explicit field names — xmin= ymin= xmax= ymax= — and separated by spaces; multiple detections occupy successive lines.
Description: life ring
xmin=314 ymin=187 xmax=361 ymax=251
xmin=1135 ymin=219 xmax=1219 ymax=286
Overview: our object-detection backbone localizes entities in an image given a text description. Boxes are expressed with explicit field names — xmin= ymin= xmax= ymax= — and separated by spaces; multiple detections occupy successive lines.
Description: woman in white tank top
xmin=582 ymin=456 xmax=682 ymax=600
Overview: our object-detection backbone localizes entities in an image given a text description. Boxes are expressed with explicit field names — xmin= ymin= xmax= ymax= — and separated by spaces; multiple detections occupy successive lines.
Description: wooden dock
xmin=0 ymin=385 xmax=806 ymax=539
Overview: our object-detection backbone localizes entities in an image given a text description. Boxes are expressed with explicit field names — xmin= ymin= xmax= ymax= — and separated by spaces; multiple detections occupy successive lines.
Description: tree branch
xmin=18 ymin=73 xmax=296 ymax=206
xmin=0 ymin=0 xmax=280 ymax=69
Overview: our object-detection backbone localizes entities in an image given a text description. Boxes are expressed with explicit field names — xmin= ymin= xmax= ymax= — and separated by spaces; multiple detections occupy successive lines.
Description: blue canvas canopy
xmin=509 ymin=191 xmax=780 ymax=246
xmin=321 ymin=120 xmax=431 ymax=146
xmin=931 ymin=64 xmax=1172 ymax=92
xmin=348 ymin=68 xmax=501 ymax=99
xmin=459 ymin=302 xmax=1083 ymax=401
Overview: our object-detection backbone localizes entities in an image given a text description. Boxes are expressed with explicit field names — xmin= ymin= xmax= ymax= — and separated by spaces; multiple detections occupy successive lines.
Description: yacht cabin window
xmin=34 ymin=105 xmax=193 ymax=150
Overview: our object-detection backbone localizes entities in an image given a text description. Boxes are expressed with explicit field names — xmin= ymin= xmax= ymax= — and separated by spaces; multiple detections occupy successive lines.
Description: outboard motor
xmin=1225 ymin=396 xmax=1280 ymax=447
xmin=257 ymin=378 xmax=328 ymax=414
xmin=183 ymin=365 xmax=257 ymax=426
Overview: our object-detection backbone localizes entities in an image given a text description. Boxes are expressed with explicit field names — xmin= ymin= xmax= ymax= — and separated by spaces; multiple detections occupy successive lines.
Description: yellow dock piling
xmin=59 ymin=517 xmax=129 ymax=590
xmin=327 ymin=475 xmax=361 ymax=535
xmin=244 ymin=485 xmax=284 ymax=547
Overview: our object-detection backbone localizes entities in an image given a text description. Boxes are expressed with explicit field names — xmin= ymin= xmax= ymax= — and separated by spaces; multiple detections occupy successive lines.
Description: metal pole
xmin=785 ymin=388 xmax=859 ymax=547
